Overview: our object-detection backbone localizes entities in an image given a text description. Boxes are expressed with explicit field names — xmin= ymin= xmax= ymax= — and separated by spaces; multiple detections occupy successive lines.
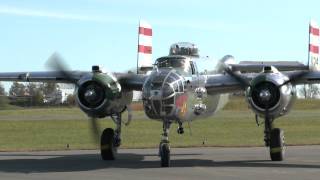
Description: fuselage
xmin=142 ymin=55 xmax=229 ymax=122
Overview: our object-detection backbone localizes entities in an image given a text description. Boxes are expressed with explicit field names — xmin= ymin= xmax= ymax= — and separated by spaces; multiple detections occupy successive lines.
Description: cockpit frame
xmin=154 ymin=56 xmax=198 ymax=76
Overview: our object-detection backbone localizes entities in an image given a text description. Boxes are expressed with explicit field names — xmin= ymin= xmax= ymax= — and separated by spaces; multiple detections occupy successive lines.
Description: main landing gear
xmin=264 ymin=116 xmax=285 ymax=161
xmin=100 ymin=113 xmax=122 ymax=160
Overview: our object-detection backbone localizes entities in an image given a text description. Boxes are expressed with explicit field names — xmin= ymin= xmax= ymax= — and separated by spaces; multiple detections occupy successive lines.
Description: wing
xmin=231 ymin=61 xmax=308 ymax=72
xmin=0 ymin=71 xmax=147 ymax=91
xmin=205 ymin=73 xmax=254 ymax=94
xmin=0 ymin=71 xmax=86 ymax=83
xmin=283 ymin=71 xmax=320 ymax=84
xmin=205 ymin=70 xmax=320 ymax=95
xmin=115 ymin=73 xmax=147 ymax=91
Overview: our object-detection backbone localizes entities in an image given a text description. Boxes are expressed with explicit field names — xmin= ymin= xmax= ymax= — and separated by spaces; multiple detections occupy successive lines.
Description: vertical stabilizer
xmin=308 ymin=20 xmax=320 ymax=71
xmin=137 ymin=20 xmax=153 ymax=74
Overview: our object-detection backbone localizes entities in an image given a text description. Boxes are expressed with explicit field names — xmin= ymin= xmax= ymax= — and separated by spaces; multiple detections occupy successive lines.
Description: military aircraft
xmin=0 ymin=20 xmax=320 ymax=167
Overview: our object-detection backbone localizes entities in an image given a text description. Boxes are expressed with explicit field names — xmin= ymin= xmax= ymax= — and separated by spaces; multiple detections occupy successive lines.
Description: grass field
xmin=0 ymin=98 xmax=320 ymax=151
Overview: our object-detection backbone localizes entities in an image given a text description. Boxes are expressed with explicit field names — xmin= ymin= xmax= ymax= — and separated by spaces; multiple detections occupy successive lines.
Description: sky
xmin=0 ymin=0 xmax=320 ymax=90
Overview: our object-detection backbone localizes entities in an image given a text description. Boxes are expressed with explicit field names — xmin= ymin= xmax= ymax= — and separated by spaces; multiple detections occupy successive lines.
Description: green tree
xmin=0 ymin=83 xmax=5 ymax=95
xmin=9 ymin=82 xmax=26 ymax=96
xmin=0 ymin=83 xmax=8 ymax=107
xmin=9 ymin=82 xmax=28 ymax=106
xmin=41 ymin=82 xmax=58 ymax=97
xmin=40 ymin=83 xmax=61 ymax=105
xmin=66 ymin=94 xmax=76 ymax=106
xmin=33 ymin=90 xmax=44 ymax=106
xmin=26 ymin=83 xmax=44 ymax=106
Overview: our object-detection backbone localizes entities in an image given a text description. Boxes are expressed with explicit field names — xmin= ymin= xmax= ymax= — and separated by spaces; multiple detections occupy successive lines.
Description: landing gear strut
xmin=177 ymin=121 xmax=184 ymax=134
xmin=159 ymin=120 xmax=171 ymax=167
xmin=100 ymin=113 xmax=122 ymax=160
xmin=264 ymin=116 xmax=285 ymax=161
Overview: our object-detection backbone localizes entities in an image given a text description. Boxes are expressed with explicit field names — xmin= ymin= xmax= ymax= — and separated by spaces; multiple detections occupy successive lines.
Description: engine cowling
xmin=76 ymin=72 xmax=132 ymax=118
xmin=246 ymin=73 xmax=295 ymax=118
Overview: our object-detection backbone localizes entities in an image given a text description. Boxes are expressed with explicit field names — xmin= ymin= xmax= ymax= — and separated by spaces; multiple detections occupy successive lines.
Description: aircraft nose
xmin=162 ymin=83 xmax=175 ymax=98
xmin=143 ymin=69 xmax=185 ymax=118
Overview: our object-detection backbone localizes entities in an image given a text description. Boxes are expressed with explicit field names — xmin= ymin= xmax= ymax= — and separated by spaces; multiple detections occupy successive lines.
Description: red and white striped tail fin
xmin=137 ymin=20 xmax=153 ymax=74
xmin=308 ymin=20 xmax=320 ymax=71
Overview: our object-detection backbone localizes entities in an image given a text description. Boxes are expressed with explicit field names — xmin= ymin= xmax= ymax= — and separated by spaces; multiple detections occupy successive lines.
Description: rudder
xmin=308 ymin=20 xmax=320 ymax=71
xmin=137 ymin=20 xmax=153 ymax=74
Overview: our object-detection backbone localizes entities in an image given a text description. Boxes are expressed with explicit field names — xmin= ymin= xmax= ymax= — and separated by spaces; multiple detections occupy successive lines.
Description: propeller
xmin=223 ymin=63 xmax=309 ymax=121
xmin=45 ymin=52 xmax=101 ymax=144
xmin=223 ymin=64 xmax=274 ymax=119
xmin=89 ymin=117 xmax=101 ymax=144
xmin=45 ymin=53 xmax=79 ymax=84
xmin=124 ymin=105 xmax=133 ymax=126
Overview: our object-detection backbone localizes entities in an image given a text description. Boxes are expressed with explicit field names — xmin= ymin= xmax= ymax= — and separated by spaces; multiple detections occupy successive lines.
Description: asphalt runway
xmin=0 ymin=146 xmax=320 ymax=180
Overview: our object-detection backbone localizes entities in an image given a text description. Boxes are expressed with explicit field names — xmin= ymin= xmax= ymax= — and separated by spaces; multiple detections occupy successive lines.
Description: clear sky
xmin=0 ymin=0 xmax=319 ymax=90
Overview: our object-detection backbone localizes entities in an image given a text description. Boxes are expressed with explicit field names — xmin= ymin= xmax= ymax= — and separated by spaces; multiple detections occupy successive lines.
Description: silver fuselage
xmin=142 ymin=55 xmax=229 ymax=122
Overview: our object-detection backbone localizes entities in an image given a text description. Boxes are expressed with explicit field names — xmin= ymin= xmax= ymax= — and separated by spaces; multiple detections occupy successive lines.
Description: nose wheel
xmin=159 ymin=142 xmax=170 ymax=167
xmin=159 ymin=120 xmax=172 ymax=167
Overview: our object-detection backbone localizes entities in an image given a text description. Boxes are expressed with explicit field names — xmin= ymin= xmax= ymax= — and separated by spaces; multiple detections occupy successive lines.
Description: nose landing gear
xmin=159 ymin=120 xmax=172 ymax=167
xmin=177 ymin=122 xmax=184 ymax=134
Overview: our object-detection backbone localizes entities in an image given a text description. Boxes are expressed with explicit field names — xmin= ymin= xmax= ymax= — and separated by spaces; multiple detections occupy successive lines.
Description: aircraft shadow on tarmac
xmin=0 ymin=152 xmax=319 ymax=173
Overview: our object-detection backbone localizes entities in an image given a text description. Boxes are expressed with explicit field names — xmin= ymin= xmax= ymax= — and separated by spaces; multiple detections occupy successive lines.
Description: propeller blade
xmin=280 ymin=71 xmax=308 ymax=87
xmin=223 ymin=64 xmax=250 ymax=89
xmin=265 ymin=104 xmax=269 ymax=119
xmin=45 ymin=52 xmax=78 ymax=85
xmin=124 ymin=105 xmax=133 ymax=126
xmin=89 ymin=117 xmax=101 ymax=144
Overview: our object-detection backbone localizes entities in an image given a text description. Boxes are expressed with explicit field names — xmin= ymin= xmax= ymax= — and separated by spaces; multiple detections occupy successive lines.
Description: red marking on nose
xmin=175 ymin=94 xmax=188 ymax=108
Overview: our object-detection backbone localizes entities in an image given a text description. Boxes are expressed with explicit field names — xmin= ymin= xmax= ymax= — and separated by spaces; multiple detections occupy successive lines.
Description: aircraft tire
xmin=269 ymin=128 xmax=285 ymax=161
xmin=101 ymin=128 xmax=117 ymax=160
xmin=160 ymin=143 xmax=170 ymax=167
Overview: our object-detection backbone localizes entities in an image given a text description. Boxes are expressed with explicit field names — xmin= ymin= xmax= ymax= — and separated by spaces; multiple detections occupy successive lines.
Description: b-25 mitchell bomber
xmin=1 ymin=20 xmax=320 ymax=167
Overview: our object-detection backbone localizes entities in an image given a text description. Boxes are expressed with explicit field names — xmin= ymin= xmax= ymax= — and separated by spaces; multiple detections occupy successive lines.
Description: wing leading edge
xmin=205 ymin=70 xmax=320 ymax=96
xmin=205 ymin=73 xmax=251 ymax=94
xmin=0 ymin=71 xmax=86 ymax=83
xmin=230 ymin=61 xmax=308 ymax=73
xmin=0 ymin=71 xmax=147 ymax=91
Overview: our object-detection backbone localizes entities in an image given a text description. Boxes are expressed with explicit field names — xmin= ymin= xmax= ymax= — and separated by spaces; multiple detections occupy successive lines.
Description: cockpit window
xmin=155 ymin=57 xmax=192 ymax=74
xmin=156 ymin=57 xmax=185 ymax=68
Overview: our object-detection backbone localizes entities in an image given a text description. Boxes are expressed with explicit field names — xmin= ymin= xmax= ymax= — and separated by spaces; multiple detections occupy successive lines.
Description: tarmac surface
xmin=0 ymin=146 xmax=320 ymax=180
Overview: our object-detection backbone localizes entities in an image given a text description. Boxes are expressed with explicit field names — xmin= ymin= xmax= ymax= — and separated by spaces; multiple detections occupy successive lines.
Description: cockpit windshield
xmin=156 ymin=57 xmax=185 ymax=68
xmin=155 ymin=57 xmax=191 ymax=74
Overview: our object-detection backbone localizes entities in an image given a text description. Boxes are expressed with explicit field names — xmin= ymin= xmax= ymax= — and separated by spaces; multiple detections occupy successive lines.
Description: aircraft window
xmin=156 ymin=58 xmax=186 ymax=69
xmin=155 ymin=57 xmax=195 ymax=75
xmin=169 ymin=42 xmax=199 ymax=57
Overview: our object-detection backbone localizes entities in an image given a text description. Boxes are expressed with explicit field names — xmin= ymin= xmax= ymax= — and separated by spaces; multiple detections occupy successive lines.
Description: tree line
xmin=0 ymin=82 xmax=75 ymax=107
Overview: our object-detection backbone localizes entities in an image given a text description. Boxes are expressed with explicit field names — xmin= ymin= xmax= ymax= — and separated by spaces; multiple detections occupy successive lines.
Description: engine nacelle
xmin=246 ymin=72 xmax=296 ymax=118
xmin=76 ymin=72 xmax=132 ymax=118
